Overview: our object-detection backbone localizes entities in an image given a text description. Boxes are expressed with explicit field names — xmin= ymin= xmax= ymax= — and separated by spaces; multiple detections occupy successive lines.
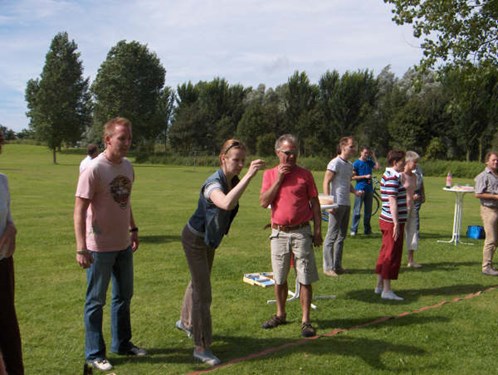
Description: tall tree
xmin=388 ymin=69 xmax=450 ymax=155
xmin=0 ymin=125 xmax=16 ymax=140
xmin=168 ymin=82 xmax=202 ymax=154
xmin=317 ymin=69 xmax=377 ymax=156
xmin=25 ymin=32 xmax=91 ymax=163
xmin=155 ymin=86 xmax=175 ymax=148
xmin=284 ymin=71 xmax=320 ymax=156
xmin=384 ymin=0 xmax=498 ymax=72
xmin=443 ymin=65 xmax=498 ymax=161
xmin=91 ymin=40 xmax=167 ymax=149
xmin=236 ymin=85 xmax=284 ymax=155
xmin=169 ymin=78 xmax=249 ymax=154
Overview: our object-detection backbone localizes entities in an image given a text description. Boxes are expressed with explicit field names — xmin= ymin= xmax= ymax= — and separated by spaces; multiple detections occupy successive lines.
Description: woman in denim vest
xmin=176 ymin=139 xmax=265 ymax=366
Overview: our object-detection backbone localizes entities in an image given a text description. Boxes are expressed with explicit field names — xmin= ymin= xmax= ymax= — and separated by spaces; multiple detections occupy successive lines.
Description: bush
xmin=419 ymin=159 xmax=483 ymax=178
xmin=133 ymin=150 xmax=484 ymax=179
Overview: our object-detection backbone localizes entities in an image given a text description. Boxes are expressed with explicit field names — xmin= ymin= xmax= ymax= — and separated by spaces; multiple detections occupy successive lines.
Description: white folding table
xmin=437 ymin=186 xmax=475 ymax=246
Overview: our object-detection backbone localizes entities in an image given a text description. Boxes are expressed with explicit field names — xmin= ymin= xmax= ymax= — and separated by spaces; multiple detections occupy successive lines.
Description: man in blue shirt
xmin=351 ymin=146 xmax=380 ymax=235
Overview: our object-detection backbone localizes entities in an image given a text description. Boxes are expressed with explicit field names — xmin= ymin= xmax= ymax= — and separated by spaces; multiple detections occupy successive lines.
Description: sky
xmin=0 ymin=0 xmax=423 ymax=132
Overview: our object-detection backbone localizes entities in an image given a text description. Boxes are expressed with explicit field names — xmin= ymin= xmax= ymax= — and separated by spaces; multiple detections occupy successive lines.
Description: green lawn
xmin=4 ymin=144 xmax=496 ymax=374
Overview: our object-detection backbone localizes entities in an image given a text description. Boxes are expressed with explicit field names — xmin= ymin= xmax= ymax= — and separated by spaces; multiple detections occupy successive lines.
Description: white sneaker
xmin=381 ymin=290 xmax=403 ymax=301
xmin=89 ymin=358 xmax=113 ymax=371
xmin=176 ymin=319 xmax=192 ymax=338
xmin=350 ymin=231 xmax=356 ymax=236
xmin=374 ymin=287 xmax=382 ymax=294
xmin=193 ymin=349 xmax=221 ymax=366
xmin=407 ymin=262 xmax=422 ymax=268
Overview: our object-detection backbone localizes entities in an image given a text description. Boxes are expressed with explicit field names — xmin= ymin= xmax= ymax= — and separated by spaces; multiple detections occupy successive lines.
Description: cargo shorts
xmin=269 ymin=225 xmax=319 ymax=285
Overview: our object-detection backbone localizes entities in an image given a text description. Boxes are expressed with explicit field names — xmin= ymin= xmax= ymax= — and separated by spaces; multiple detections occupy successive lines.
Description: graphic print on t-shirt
xmin=109 ymin=175 xmax=131 ymax=208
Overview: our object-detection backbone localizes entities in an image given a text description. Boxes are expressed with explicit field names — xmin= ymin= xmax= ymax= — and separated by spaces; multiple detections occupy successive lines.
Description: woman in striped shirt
xmin=375 ymin=150 xmax=407 ymax=301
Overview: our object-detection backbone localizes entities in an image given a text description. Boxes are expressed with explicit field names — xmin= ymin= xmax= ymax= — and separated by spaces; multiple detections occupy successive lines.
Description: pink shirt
xmin=76 ymin=153 xmax=134 ymax=252
xmin=261 ymin=165 xmax=318 ymax=226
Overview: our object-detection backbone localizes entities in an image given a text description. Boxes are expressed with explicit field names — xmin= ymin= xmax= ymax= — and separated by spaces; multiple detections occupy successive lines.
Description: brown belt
xmin=271 ymin=222 xmax=310 ymax=232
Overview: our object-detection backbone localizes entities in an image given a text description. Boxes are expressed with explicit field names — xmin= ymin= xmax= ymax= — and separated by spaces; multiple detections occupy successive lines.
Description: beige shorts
xmin=269 ymin=225 xmax=319 ymax=285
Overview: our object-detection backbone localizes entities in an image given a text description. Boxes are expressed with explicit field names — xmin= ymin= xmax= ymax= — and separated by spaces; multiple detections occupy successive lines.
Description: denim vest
xmin=188 ymin=169 xmax=239 ymax=249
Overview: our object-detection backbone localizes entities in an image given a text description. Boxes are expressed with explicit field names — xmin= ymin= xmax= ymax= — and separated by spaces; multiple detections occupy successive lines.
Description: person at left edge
xmin=74 ymin=117 xmax=146 ymax=372
xmin=176 ymin=139 xmax=265 ymax=366
xmin=0 ymin=130 xmax=24 ymax=375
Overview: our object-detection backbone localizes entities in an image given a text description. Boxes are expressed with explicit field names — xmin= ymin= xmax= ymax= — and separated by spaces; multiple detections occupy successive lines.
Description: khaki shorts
xmin=269 ymin=225 xmax=319 ymax=285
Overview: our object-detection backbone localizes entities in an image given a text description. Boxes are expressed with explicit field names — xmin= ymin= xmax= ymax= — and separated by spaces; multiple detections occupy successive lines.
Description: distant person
xmin=474 ymin=151 xmax=498 ymax=276
xmin=375 ymin=150 xmax=407 ymax=301
xmin=402 ymin=151 xmax=425 ymax=268
xmin=322 ymin=136 xmax=361 ymax=276
xmin=0 ymin=131 xmax=24 ymax=375
xmin=260 ymin=134 xmax=322 ymax=338
xmin=350 ymin=146 xmax=380 ymax=236
xmin=79 ymin=143 xmax=99 ymax=173
xmin=74 ymin=117 xmax=146 ymax=372
xmin=177 ymin=139 xmax=264 ymax=366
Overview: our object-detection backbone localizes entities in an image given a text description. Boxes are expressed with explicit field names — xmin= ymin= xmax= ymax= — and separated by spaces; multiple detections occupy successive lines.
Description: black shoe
xmin=262 ymin=314 xmax=287 ymax=329
xmin=301 ymin=322 xmax=316 ymax=337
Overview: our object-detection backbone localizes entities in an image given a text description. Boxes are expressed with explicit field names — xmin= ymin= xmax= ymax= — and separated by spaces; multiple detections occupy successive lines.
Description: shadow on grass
xmin=216 ymin=333 xmax=427 ymax=372
xmin=140 ymin=234 xmax=182 ymax=244
xmin=403 ymin=261 xmax=480 ymax=272
xmin=317 ymin=312 xmax=449 ymax=331
xmin=109 ymin=346 xmax=193 ymax=367
xmin=419 ymin=232 xmax=483 ymax=243
xmin=346 ymin=260 xmax=480 ymax=276
xmin=299 ymin=335 xmax=429 ymax=371
xmin=346 ymin=283 xmax=486 ymax=303
xmin=210 ymin=333 xmax=427 ymax=372
xmin=103 ymin=319 xmax=434 ymax=371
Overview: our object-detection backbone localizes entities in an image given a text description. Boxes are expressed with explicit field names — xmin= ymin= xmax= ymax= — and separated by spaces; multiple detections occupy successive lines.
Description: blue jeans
xmin=84 ymin=247 xmax=134 ymax=361
xmin=351 ymin=191 xmax=373 ymax=234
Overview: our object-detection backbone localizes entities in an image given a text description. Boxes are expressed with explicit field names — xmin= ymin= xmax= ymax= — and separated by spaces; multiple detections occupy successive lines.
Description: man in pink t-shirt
xmin=74 ymin=117 xmax=146 ymax=372
xmin=260 ymin=134 xmax=322 ymax=338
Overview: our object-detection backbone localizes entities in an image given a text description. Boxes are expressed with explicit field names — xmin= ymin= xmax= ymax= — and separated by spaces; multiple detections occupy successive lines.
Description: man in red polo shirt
xmin=260 ymin=134 xmax=322 ymax=337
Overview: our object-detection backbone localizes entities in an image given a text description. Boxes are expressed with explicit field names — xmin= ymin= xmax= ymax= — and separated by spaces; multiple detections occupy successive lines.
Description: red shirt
xmin=261 ymin=165 xmax=318 ymax=226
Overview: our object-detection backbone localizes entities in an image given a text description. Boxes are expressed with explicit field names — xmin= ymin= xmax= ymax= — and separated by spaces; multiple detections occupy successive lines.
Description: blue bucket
xmin=467 ymin=225 xmax=484 ymax=239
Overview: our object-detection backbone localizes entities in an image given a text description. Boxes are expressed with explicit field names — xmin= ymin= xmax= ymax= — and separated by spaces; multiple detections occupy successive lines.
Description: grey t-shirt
xmin=327 ymin=156 xmax=353 ymax=206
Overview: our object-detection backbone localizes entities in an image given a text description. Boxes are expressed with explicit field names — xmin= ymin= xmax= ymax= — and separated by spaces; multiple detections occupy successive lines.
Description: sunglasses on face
xmin=279 ymin=150 xmax=298 ymax=156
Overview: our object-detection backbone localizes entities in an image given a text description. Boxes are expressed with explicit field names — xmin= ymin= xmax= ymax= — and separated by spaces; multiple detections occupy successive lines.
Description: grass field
xmin=3 ymin=144 xmax=497 ymax=375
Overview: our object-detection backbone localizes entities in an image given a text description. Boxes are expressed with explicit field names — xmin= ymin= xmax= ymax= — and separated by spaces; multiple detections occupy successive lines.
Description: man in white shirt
xmin=322 ymin=137 xmax=361 ymax=276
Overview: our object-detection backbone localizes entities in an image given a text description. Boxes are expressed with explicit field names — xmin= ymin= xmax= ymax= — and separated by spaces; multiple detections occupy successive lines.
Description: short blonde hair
xmin=405 ymin=150 xmax=420 ymax=163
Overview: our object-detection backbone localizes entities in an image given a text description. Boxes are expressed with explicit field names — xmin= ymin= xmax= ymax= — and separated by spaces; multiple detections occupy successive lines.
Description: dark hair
xmin=485 ymin=151 xmax=498 ymax=162
xmin=339 ymin=136 xmax=353 ymax=148
xmin=87 ymin=143 xmax=98 ymax=157
xmin=336 ymin=136 xmax=354 ymax=155
xmin=386 ymin=150 xmax=405 ymax=166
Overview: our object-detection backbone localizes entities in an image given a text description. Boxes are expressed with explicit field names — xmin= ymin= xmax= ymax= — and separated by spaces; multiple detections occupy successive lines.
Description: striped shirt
xmin=380 ymin=167 xmax=407 ymax=223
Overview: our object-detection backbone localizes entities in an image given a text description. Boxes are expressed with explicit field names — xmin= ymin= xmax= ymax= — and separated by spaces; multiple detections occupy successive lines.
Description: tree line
xmin=22 ymin=31 xmax=497 ymax=164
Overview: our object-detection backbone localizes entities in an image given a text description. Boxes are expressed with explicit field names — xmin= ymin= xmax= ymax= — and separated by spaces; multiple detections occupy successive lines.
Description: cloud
xmin=0 ymin=0 xmax=422 ymax=131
